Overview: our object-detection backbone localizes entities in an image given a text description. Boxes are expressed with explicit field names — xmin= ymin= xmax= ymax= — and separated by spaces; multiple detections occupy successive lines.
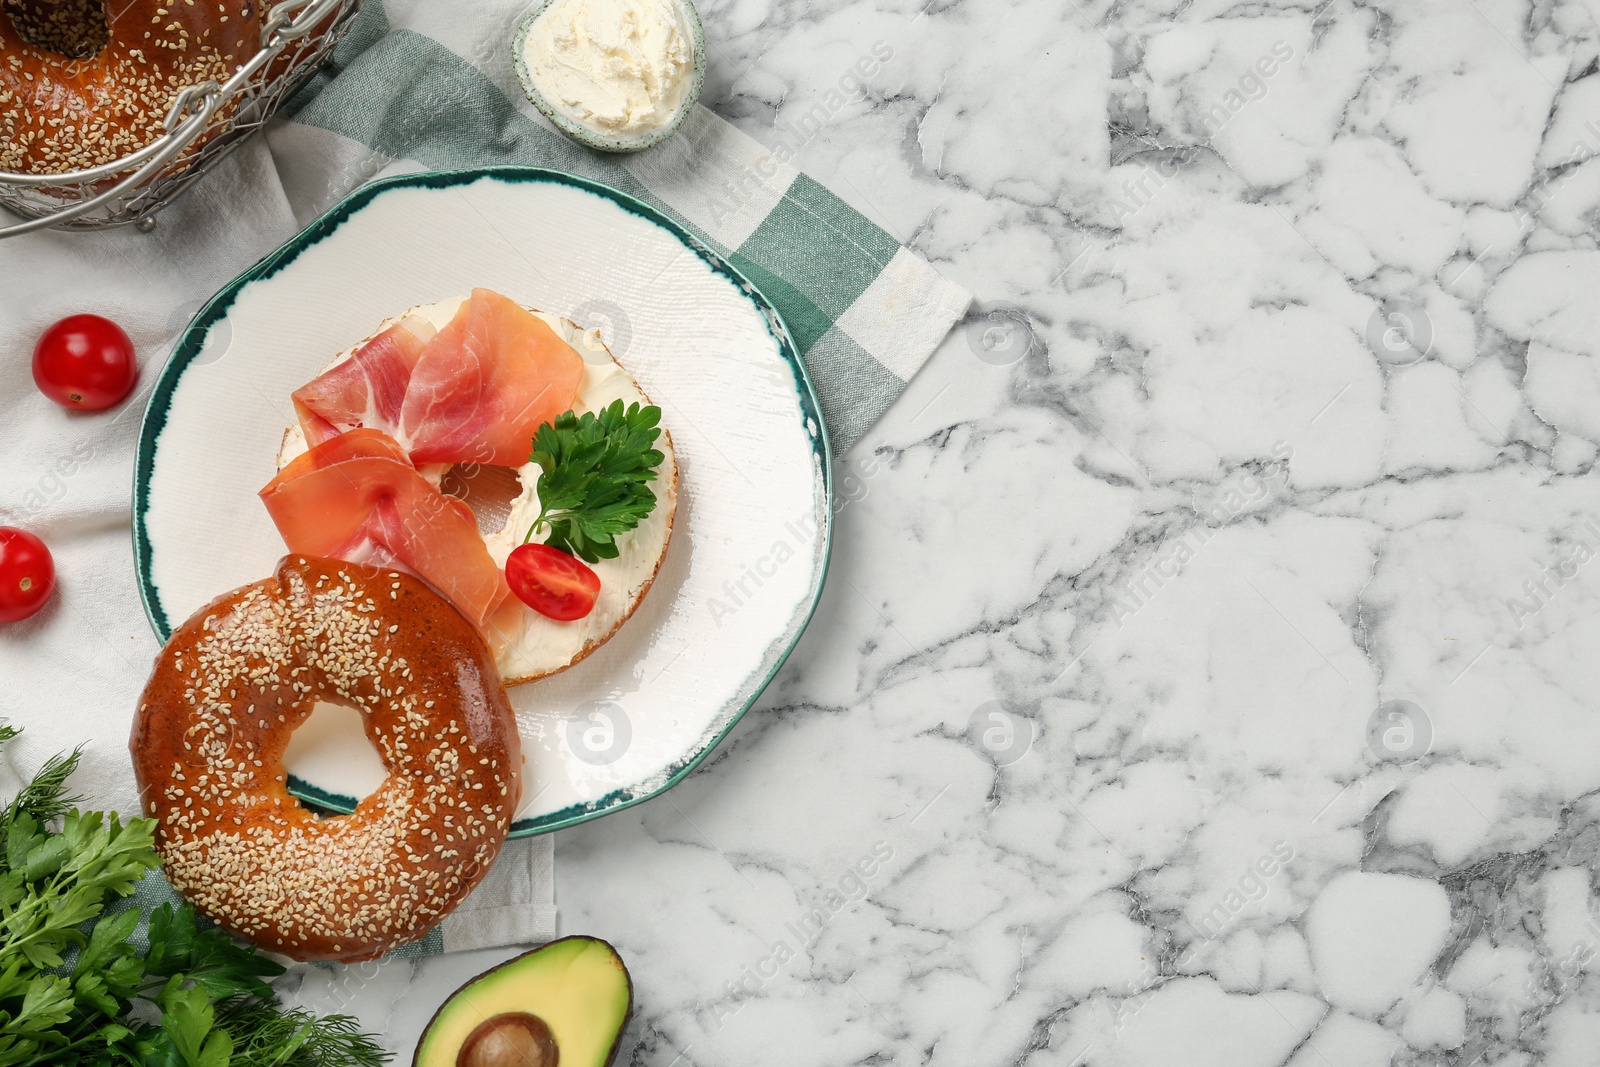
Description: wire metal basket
xmin=0 ymin=0 xmax=360 ymax=239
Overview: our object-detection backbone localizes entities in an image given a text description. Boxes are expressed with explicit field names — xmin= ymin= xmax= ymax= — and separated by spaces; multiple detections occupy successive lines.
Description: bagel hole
xmin=4 ymin=0 xmax=109 ymax=59
xmin=282 ymin=700 xmax=386 ymax=814
xmin=440 ymin=462 xmax=525 ymax=537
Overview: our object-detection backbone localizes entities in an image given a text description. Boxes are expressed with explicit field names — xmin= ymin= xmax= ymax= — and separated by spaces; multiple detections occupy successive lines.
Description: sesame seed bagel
xmin=0 ymin=0 xmax=264 ymax=176
xmin=130 ymin=555 xmax=522 ymax=963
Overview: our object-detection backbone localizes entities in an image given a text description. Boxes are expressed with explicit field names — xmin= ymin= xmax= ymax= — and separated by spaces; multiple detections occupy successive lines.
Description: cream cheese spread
xmin=521 ymin=0 xmax=693 ymax=136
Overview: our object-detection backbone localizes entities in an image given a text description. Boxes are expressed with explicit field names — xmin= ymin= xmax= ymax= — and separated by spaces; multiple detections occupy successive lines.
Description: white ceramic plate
xmin=134 ymin=167 xmax=831 ymax=836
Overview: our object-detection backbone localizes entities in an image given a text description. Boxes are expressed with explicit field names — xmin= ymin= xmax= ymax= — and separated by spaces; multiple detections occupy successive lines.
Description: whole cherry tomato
xmin=32 ymin=314 xmax=137 ymax=411
xmin=506 ymin=542 xmax=600 ymax=621
xmin=0 ymin=528 xmax=55 ymax=623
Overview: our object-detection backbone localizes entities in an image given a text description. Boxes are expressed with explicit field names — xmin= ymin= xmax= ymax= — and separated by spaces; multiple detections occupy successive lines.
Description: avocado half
xmin=413 ymin=936 xmax=633 ymax=1067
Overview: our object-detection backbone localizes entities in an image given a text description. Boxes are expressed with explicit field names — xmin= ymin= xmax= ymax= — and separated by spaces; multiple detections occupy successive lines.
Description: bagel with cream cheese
xmin=268 ymin=293 xmax=677 ymax=685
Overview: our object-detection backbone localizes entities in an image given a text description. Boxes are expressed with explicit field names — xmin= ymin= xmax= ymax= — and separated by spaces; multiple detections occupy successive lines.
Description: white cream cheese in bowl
xmin=513 ymin=0 xmax=706 ymax=152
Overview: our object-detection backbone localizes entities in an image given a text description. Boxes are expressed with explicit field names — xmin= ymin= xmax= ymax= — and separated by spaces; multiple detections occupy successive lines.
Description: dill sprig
xmin=1 ymin=741 xmax=84 ymax=835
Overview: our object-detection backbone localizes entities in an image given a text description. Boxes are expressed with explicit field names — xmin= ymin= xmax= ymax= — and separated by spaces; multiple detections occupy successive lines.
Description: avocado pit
xmin=458 ymin=1013 xmax=559 ymax=1067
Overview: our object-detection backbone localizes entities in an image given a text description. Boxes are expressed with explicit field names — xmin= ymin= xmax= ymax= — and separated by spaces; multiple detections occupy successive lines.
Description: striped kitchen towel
xmin=272 ymin=0 xmax=972 ymax=453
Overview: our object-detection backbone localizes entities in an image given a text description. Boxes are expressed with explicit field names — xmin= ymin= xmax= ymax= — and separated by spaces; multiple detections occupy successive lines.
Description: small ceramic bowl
xmin=513 ymin=0 xmax=706 ymax=154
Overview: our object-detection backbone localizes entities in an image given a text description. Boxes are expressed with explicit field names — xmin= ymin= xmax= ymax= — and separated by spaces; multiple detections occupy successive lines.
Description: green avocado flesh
xmin=414 ymin=937 xmax=633 ymax=1067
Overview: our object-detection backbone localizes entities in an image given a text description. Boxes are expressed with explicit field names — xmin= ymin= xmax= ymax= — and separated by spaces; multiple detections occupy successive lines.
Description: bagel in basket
xmin=0 ymin=0 xmax=260 ymax=175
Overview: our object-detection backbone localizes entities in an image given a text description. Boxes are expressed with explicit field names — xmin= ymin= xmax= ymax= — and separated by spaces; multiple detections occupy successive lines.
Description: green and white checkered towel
xmin=0 ymin=0 xmax=969 ymax=960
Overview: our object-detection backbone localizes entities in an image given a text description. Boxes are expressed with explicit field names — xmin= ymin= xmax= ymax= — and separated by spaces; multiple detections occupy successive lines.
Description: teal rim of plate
xmin=132 ymin=164 xmax=834 ymax=838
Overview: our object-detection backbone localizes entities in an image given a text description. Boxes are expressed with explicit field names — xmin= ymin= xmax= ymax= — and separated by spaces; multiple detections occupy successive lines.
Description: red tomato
xmin=506 ymin=543 xmax=600 ymax=621
xmin=0 ymin=528 xmax=55 ymax=623
xmin=32 ymin=314 xmax=138 ymax=411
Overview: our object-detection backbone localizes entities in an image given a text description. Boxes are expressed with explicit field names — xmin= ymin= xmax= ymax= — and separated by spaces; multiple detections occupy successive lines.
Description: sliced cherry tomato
xmin=506 ymin=542 xmax=600 ymax=621
xmin=32 ymin=314 xmax=138 ymax=411
xmin=0 ymin=528 xmax=55 ymax=623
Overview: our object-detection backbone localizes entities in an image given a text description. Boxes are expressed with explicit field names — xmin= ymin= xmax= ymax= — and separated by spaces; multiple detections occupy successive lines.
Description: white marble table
xmin=282 ymin=0 xmax=1600 ymax=1063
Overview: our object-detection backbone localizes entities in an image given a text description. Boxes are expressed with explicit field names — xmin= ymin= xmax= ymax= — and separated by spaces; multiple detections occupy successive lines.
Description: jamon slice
xmin=259 ymin=428 xmax=509 ymax=629
xmin=287 ymin=290 xmax=585 ymax=468
xmin=401 ymin=289 xmax=584 ymax=466
xmin=291 ymin=318 xmax=433 ymax=449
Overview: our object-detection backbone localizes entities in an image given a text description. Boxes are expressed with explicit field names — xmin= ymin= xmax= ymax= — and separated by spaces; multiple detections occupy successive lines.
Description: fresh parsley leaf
xmin=145 ymin=903 xmax=281 ymax=1001
xmin=527 ymin=400 xmax=665 ymax=563
xmin=15 ymin=974 xmax=73 ymax=1030
xmin=162 ymin=986 xmax=234 ymax=1067
xmin=72 ymin=906 xmax=139 ymax=980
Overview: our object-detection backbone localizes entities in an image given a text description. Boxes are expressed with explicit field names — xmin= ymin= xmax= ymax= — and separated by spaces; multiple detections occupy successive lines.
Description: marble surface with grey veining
xmin=280 ymin=0 xmax=1600 ymax=1063
xmin=32 ymin=0 xmax=1600 ymax=1063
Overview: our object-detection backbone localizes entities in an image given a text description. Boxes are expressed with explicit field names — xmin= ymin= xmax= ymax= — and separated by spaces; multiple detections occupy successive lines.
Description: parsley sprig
xmin=0 ymin=723 xmax=388 ymax=1067
xmin=525 ymin=400 xmax=665 ymax=563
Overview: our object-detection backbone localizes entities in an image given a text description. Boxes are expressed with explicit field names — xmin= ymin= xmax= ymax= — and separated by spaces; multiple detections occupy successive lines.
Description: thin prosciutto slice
xmin=291 ymin=319 xmax=433 ymax=449
xmin=260 ymin=428 xmax=509 ymax=628
xmin=291 ymin=290 xmax=584 ymax=467
xmin=402 ymin=288 xmax=585 ymax=465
